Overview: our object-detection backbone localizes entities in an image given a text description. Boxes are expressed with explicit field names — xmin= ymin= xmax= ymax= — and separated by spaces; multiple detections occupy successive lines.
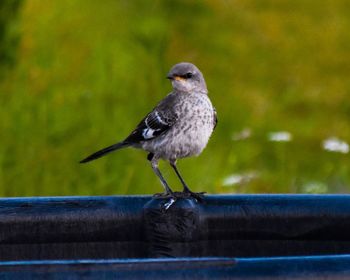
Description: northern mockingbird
xmin=80 ymin=62 xmax=217 ymax=201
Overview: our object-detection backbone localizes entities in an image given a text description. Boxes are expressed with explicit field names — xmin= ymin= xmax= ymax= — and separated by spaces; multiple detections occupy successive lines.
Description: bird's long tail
xmin=80 ymin=141 xmax=130 ymax=163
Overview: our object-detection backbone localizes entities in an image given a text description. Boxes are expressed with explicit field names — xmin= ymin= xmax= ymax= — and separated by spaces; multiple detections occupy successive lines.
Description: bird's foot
xmin=179 ymin=190 xmax=206 ymax=202
xmin=153 ymin=192 xmax=176 ymax=199
xmin=153 ymin=190 xmax=205 ymax=204
xmin=187 ymin=191 xmax=206 ymax=202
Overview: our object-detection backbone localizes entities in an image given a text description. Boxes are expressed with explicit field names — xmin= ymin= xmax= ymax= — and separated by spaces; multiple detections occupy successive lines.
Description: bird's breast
xmin=142 ymin=94 xmax=215 ymax=160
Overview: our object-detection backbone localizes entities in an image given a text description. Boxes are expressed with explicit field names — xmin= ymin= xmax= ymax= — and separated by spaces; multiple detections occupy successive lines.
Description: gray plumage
xmin=81 ymin=62 xmax=217 ymax=200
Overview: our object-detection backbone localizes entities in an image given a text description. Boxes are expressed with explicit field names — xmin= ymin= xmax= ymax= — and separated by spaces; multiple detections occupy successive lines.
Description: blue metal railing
xmin=1 ymin=194 xmax=350 ymax=278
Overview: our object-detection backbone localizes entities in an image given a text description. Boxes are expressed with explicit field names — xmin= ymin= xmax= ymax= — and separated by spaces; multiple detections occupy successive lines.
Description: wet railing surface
xmin=1 ymin=194 xmax=350 ymax=279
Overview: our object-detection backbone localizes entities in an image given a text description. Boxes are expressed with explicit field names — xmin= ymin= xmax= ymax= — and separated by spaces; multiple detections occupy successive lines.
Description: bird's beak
xmin=167 ymin=74 xmax=185 ymax=81
xmin=173 ymin=76 xmax=185 ymax=81
xmin=167 ymin=75 xmax=185 ymax=82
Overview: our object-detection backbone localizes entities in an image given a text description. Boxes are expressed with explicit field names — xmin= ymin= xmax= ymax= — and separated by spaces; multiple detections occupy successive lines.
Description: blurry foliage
xmin=0 ymin=0 xmax=23 ymax=78
xmin=0 ymin=0 xmax=350 ymax=196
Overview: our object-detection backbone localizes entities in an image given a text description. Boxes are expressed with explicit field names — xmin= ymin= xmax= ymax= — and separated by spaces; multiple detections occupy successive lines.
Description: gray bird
xmin=80 ymin=62 xmax=217 ymax=200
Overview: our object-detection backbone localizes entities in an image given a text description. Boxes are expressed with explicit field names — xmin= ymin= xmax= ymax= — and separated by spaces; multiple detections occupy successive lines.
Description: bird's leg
xmin=169 ymin=160 xmax=205 ymax=201
xmin=150 ymin=157 xmax=175 ymax=198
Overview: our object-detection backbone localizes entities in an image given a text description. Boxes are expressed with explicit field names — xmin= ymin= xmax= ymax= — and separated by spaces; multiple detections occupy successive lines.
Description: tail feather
xmin=80 ymin=142 xmax=129 ymax=163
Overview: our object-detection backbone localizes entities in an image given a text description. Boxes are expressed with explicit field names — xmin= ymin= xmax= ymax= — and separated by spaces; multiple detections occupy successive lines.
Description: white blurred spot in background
xmin=222 ymin=172 xmax=258 ymax=187
xmin=322 ymin=137 xmax=349 ymax=154
xmin=232 ymin=128 xmax=252 ymax=141
xmin=301 ymin=181 xmax=328 ymax=194
xmin=268 ymin=131 xmax=292 ymax=142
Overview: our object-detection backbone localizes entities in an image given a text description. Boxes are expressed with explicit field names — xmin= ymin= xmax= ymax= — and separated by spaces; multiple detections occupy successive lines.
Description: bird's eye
xmin=184 ymin=72 xmax=193 ymax=79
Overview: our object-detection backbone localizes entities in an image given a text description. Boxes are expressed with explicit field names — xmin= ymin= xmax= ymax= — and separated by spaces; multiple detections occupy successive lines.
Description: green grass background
xmin=1 ymin=0 xmax=350 ymax=196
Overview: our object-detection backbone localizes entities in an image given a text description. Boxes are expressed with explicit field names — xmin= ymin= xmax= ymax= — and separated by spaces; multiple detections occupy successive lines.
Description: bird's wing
xmin=124 ymin=94 xmax=178 ymax=143
xmin=213 ymin=107 xmax=218 ymax=130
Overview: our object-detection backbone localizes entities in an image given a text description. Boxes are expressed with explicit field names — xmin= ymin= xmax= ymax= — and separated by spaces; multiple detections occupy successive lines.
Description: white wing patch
xmin=126 ymin=109 xmax=174 ymax=143
xmin=141 ymin=110 xmax=169 ymax=140
xmin=154 ymin=111 xmax=167 ymax=125
xmin=142 ymin=128 xmax=156 ymax=139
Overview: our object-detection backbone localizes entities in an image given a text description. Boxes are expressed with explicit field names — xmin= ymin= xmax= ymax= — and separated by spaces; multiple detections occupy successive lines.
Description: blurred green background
xmin=1 ymin=0 xmax=349 ymax=196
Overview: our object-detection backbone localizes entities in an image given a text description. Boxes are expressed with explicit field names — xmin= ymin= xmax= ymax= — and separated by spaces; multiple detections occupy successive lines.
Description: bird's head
xmin=167 ymin=62 xmax=207 ymax=94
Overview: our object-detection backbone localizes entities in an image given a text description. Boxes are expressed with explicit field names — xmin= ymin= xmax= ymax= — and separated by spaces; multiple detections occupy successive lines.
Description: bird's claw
xmin=153 ymin=192 xmax=176 ymax=199
xmin=153 ymin=190 xmax=205 ymax=206
xmin=182 ymin=190 xmax=206 ymax=202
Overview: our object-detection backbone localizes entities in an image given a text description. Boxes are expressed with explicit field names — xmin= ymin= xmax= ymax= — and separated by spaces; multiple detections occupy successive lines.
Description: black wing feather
xmin=125 ymin=110 xmax=176 ymax=143
xmin=124 ymin=93 xmax=178 ymax=144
